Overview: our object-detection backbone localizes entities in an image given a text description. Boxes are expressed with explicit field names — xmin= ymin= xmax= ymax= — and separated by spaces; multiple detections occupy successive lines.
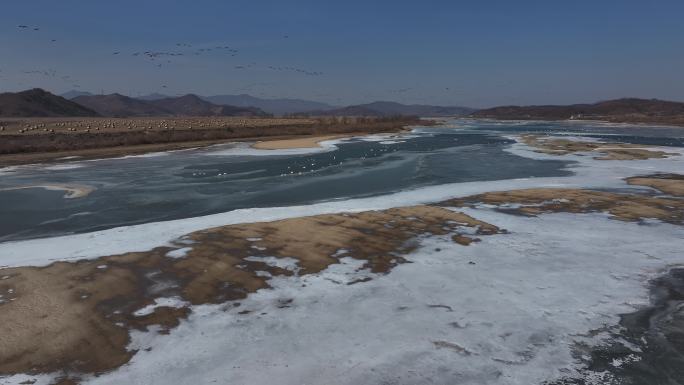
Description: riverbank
xmin=0 ymin=116 xmax=425 ymax=166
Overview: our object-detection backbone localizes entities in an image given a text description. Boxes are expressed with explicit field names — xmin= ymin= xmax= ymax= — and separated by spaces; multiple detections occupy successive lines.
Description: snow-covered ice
xmin=76 ymin=210 xmax=684 ymax=385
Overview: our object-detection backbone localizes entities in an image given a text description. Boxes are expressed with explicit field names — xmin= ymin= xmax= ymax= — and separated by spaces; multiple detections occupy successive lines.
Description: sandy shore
xmin=252 ymin=134 xmax=355 ymax=150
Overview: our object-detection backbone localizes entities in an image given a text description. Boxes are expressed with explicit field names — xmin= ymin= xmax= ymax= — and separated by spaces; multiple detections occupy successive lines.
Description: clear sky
xmin=0 ymin=0 xmax=682 ymax=108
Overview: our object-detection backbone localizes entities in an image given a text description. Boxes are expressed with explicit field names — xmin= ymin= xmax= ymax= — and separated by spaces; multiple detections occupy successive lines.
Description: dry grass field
xmin=0 ymin=117 xmax=316 ymax=136
xmin=0 ymin=116 xmax=424 ymax=165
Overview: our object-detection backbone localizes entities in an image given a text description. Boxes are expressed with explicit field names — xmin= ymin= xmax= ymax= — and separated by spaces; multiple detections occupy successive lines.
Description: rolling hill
xmin=471 ymin=98 xmax=684 ymax=125
xmin=0 ymin=89 xmax=99 ymax=117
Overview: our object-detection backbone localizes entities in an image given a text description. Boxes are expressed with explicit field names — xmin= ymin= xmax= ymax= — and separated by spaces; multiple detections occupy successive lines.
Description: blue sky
xmin=0 ymin=0 xmax=682 ymax=107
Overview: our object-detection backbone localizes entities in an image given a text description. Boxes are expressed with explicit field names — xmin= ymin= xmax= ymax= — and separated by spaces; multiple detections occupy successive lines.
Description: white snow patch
xmin=165 ymin=247 xmax=192 ymax=259
xmin=133 ymin=297 xmax=189 ymax=317
xmin=244 ymin=256 xmax=300 ymax=272
xmin=354 ymin=133 xmax=422 ymax=143
xmin=0 ymin=374 xmax=54 ymax=385
xmin=43 ymin=163 xmax=87 ymax=171
xmin=610 ymin=354 xmax=641 ymax=368
xmin=203 ymin=140 xmax=340 ymax=157
xmin=331 ymin=248 xmax=350 ymax=257
xmin=175 ymin=238 xmax=195 ymax=246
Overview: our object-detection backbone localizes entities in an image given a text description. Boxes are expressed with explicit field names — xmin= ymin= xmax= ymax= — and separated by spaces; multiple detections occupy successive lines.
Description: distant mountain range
xmin=18 ymin=91 xmax=683 ymax=124
xmin=0 ymin=89 xmax=98 ymax=117
xmin=71 ymin=93 xmax=267 ymax=117
xmin=64 ymin=91 xmax=336 ymax=115
xmin=471 ymin=98 xmax=684 ymax=125
xmin=62 ymin=90 xmax=474 ymax=117
xmin=310 ymin=101 xmax=476 ymax=117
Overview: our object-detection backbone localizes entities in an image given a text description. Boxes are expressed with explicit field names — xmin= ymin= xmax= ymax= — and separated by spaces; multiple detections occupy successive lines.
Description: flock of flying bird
xmin=11 ymin=24 xmax=452 ymax=98
xmin=13 ymin=23 xmax=325 ymax=91
xmin=120 ymin=44 xmax=240 ymax=69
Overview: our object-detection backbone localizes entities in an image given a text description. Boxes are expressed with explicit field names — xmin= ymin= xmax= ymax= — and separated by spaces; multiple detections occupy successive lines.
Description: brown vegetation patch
xmin=442 ymin=188 xmax=684 ymax=224
xmin=0 ymin=205 xmax=499 ymax=380
xmin=626 ymin=174 xmax=684 ymax=197
xmin=519 ymin=135 xmax=674 ymax=160
xmin=0 ymin=261 xmax=138 ymax=375
xmin=0 ymin=116 xmax=425 ymax=166
xmin=452 ymin=234 xmax=480 ymax=245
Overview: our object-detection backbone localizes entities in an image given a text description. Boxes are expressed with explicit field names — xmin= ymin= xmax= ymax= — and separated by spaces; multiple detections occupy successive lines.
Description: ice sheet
xmin=0 ymin=137 xmax=681 ymax=268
